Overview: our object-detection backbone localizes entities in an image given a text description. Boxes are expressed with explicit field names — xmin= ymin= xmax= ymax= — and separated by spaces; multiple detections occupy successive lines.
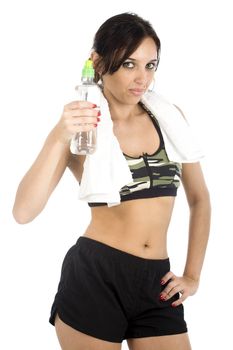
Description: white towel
xmin=78 ymin=90 xmax=204 ymax=207
xmin=141 ymin=91 xmax=204 ymax=163
xmin=78 ymin=92 xmax=133 ymax=206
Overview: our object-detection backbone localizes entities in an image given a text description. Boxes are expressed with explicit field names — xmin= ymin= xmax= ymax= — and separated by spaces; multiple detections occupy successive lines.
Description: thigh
xmin=127 ymin=333 xmax=191 ymax=350
xmin=49 ymin=238 xmax=128 ymax=342
xmin=55 ymin=314 xmax=122 ymax=350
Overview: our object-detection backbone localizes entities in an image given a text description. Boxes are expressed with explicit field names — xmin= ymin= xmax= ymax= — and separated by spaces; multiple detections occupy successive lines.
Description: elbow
xmin=12 ymin=206 xmax=35 ymax=225
xmin=188 ymin=188 xmax=211 ymax=209
xmin=12 ymin=197 xmax=46 ymax=224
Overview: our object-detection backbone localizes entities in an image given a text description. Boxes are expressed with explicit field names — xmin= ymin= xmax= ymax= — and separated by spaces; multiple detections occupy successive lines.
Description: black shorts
xmin=49 ymin=236 xmax=187 ymax=343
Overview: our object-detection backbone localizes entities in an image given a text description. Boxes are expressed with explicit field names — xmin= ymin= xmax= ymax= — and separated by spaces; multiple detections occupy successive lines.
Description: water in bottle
xmin=70 ymin=59 xmax=100 ymax=155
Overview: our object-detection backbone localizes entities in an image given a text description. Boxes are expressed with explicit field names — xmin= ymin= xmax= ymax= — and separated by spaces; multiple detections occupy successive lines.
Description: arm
xmin=181 ymin=162 xmax=211 ymax=282
xmin=160 ymin=162 xmax=211 ymax=306
xmin=12 ymin=100 xmax=99 ymax=224
xmin=173 ymin=104 xmax=211 ymax=279
xmin=12 ymin=128 xmax=71 ymax=224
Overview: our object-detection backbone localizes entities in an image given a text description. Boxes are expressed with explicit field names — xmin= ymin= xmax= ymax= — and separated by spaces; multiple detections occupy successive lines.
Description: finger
xmin=164 ymin=285 xmax=182 ymax=300
xmin=61 ymin=120 xmax=98 ymax=137
xmin=68 ymin=108 xmax=100 ymax=118
xmin=72 ymin=117 xmax=100 ymax=126
xmin=171 ymin=293 xmax=188 ymax=307
xmin=161 ymin=279 xmax=177 ymax=295
xmin=160 ymin=282 xmax=181 ymax=301
xmin=160 ymin=271 xmax=175 ymax=285
xmin=64 ymin=101 xmax=97 ymax=110
xmin=62 ymin=116 xmax=99 ymax=131
xmin=61 ymin=110 xmax=100 ymax=126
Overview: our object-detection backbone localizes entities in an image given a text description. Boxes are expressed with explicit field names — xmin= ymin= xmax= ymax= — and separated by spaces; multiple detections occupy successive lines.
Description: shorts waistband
xmin=76 ymin=236 xmax=170 ymax=268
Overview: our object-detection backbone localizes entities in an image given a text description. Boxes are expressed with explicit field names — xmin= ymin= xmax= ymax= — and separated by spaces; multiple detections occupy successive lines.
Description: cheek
xmin=147 ymin=71 xmax=155 ymax=81
xmin=112 ymin=75 xmax=128 ymax=88
xmin=107 ymin=77 xmax=128 ymax=95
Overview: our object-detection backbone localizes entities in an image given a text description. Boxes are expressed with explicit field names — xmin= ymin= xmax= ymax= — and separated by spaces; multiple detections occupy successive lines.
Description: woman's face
xmin=102 ymin=37 xmax=158 ymax=105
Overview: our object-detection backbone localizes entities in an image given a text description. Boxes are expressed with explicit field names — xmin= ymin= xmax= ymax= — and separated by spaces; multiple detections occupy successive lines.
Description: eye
xmin=146 ymin=62 xmax=157 ymax=70
xmin=122 ymin=61 xmax=135 ymax=69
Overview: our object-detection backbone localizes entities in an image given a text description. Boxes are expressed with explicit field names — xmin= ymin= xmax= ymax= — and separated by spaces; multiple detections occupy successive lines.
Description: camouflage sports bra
xmin=88 ymin=104 xmax=182 ymax=207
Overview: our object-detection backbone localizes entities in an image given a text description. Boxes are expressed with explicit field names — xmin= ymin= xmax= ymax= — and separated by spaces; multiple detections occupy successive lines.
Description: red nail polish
xmin=97 ymin=110 xmax=101 ymax=116
xmin=92 ymin=104 xmax=97 ymax=108
xmin=94 ymin=123 xmax=98 ymax=127
xmin=161 ymin=280 xmax=165 ymax=285
xmin=159 ymin=294 xmax=165 ymax=301
xmin=171 ymin=303 xmax=176 ymax=307
xmin=97 ymin=117 xmax=101 ymax=122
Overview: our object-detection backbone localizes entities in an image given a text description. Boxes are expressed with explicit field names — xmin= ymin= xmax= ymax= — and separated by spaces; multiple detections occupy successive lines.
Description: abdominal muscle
xmin=83 ymin=196 xmax=176 ymax=259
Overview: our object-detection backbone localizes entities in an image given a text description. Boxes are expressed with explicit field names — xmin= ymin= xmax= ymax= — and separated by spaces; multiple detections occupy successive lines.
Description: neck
xmin=103 ymin=89 xmax=143 ymax=123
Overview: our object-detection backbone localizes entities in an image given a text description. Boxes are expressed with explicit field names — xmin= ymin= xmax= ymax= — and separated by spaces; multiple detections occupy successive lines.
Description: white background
xmin=0 ymin=0 xmax=232 ymax=349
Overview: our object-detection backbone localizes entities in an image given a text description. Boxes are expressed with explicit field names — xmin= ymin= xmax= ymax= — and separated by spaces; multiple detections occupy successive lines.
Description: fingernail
xmin=97 ymin=110 xmax=101 ymax=116
xmin=171 ymin=303 xmax=176 ymax=307
xmin=97 ymin=117 xmax=101 ymax=122
xmin=161 ymin=280 xmax=165 ymax=285
xmin=159 ymin=294 xmax=166 ymax=301
xmin=92 ymin=104 xmax=97 ymax=108
xmin=94 ymin=124 xmax=98 ymax=127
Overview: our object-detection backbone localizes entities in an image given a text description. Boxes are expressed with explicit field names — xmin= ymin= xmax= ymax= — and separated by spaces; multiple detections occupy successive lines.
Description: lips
xmin=129 ymin=89 xmax=145 ymax=96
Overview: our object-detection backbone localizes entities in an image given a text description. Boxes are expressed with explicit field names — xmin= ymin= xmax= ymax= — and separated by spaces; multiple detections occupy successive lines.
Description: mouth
xmin=128 ymin=89 xmax=146 ymax=97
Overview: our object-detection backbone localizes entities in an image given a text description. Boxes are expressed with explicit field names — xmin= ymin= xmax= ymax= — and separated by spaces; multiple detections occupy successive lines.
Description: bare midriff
xmin=83 ymin=196 xmax=176 ymax=259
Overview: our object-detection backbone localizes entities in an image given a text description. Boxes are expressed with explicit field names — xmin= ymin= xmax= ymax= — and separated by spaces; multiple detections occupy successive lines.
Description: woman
xmin=13 ymin=13 xmax=211 ymax=350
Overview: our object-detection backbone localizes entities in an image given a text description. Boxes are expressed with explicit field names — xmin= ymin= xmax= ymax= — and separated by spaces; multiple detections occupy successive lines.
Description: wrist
xmin=183 ymin=273 xmax=200 ymax=283
xmin=48 ymin=126 xmax=72 ymax=148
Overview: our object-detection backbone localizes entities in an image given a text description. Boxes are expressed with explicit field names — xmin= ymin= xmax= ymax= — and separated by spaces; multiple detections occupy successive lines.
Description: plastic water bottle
xmin=70 ymin=59 xmax=100 ymax=155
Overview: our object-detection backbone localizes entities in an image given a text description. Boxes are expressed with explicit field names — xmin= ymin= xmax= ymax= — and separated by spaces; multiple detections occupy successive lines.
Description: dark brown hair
xmin=92 ymin=12 xmax=161 ymax=82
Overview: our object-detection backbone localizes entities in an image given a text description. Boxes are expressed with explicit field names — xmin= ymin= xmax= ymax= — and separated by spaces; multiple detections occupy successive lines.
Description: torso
xmin=68 ymin=106 xmax=177 ymax=259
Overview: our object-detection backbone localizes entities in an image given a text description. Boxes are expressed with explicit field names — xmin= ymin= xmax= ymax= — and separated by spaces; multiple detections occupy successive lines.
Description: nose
xmin=134 ymin=67 xmax=149 ymax=87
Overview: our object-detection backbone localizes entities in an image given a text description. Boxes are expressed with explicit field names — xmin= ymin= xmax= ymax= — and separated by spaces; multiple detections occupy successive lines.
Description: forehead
xmin=129 ymin=37 xmax=158 ymax=60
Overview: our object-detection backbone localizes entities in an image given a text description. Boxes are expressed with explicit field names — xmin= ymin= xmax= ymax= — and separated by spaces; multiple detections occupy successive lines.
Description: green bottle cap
xmin=82 ymin=59 xmax=95 ymax=78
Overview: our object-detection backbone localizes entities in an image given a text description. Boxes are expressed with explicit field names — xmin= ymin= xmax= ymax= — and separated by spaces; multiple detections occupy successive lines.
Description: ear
xmin=90 ymin=51 xmax=101 ymax=70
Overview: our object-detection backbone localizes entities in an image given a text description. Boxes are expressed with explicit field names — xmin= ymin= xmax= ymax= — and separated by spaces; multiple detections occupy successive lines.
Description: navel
xmin=144 ymin=243 xmax=150 ymax=249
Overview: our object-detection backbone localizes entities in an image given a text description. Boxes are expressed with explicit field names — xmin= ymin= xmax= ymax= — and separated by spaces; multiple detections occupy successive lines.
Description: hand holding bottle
xmin=54 ymin=100 xmax=100 ymax=145
xmin=70 ymin=59 xmax=100 ymax=155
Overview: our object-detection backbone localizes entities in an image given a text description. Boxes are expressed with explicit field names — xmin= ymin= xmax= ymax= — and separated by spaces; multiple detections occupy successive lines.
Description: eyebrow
xmin=125 ymin=58 xmax=158 ymax=62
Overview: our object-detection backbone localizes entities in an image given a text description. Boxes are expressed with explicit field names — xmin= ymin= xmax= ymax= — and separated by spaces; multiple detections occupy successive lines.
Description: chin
xmin=125 ymin=96 xmax=141 ymax=105
xmin=126 ymin=92 xmax=142 ymax=101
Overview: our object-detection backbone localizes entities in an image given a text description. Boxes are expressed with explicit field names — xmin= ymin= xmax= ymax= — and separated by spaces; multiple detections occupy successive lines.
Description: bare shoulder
xmin=181 ymin=162 xmax=210 ymax=205
xmin=67 ymin=154 xmax=86 ymax=183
